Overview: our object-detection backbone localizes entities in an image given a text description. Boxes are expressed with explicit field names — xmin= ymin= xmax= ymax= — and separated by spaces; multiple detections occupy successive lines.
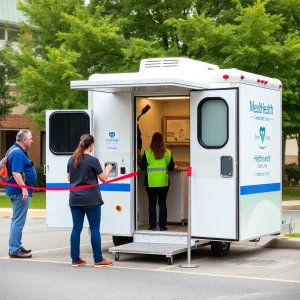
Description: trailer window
xmin=49 ymin=112 xmax=90 ymax=155
xmin=198 ymin=98 xmax=228 ymax=148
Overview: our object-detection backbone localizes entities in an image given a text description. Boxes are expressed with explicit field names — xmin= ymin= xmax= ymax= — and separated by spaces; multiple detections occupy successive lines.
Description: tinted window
xmin=49 ymin=112 xmax=90 ymax=155
xmin=198 ymin=98 xmax=228 ymax=148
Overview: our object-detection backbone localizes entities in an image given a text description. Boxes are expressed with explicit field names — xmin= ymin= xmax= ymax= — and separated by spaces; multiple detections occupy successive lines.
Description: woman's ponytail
xmin=73 ymin=134 xmax=94 ymax=167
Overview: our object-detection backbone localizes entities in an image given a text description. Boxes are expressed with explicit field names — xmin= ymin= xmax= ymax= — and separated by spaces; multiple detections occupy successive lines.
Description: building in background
xmin=0 ymin=0 xmax=45 ymax=166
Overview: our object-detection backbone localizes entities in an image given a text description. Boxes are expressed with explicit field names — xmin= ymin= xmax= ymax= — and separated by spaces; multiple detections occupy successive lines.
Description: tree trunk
xmin=282 ymin=131 xmax=287 ymax=186
xmin=296 ymin=133 xmax=300 ymax=166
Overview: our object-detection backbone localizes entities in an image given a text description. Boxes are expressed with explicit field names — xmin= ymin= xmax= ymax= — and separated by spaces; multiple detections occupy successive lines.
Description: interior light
xmin=146 ymin=96 xmax=190 ymax=100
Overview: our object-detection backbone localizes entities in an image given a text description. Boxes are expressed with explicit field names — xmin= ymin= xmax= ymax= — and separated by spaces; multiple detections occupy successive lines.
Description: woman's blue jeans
xmin=70 ymin=205 xmax=103 ymax=263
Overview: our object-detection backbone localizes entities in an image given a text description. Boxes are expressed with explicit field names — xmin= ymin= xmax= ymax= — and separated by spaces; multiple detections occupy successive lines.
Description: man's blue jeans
xmin=9 ymin=193 xmax=30 ymax=254
xmin=70 ymin=205 xmax=103 ymax=263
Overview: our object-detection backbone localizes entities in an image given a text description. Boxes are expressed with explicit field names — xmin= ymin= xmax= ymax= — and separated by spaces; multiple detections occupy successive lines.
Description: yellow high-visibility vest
xmin=145 ymin=148 xmax=171 ymax=187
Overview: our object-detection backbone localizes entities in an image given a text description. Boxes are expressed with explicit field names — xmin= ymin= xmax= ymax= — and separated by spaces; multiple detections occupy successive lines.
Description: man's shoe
xmin=148 ymin=227 xmax=156 ymax=231
xmin=21 ymin=247 xmax=31 ymax=254
xmin=94 ymin=259 xmax=113 ymax=268
xmin=160 ymin=227 xmax=168 ymax=231
xmin=9 ymin=251 xmax=32 ymax=259
xmin=71 ymin=258 xmax=86 ymax=267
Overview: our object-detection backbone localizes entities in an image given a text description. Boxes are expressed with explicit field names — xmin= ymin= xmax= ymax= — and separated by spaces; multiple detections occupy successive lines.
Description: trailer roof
xmin=70 ymin=58 xmax=282 ymax=93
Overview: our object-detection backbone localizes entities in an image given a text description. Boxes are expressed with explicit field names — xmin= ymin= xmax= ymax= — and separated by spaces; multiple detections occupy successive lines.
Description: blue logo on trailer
xmin=109 ymin=132 xmax=115 ymax=138
xmin=259 ymin=126 xmax=266 ymax=149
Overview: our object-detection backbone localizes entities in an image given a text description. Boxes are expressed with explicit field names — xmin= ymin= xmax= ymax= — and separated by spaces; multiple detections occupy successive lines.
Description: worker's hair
xmin=73 ymin=134 xmax=94 ymax=168
xmin=150 ymin=132 xmax=166 ymax=160
xmin=16 ymin=129 xmax=31 ymax=142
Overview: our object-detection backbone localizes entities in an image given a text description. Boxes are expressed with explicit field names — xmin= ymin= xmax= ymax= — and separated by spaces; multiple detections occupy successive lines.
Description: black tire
xmin=210 ymin=241 xmax=231 ymax=257
xmin=112 ymin=236 xmax=133 ymax=246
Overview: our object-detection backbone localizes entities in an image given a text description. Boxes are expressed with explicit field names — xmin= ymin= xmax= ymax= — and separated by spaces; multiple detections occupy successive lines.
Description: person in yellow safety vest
xmin=139 ymin=132 xmax=175 ymax=231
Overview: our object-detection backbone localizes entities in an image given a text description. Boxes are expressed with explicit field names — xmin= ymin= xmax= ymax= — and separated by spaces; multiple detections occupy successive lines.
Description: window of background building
xmin=0 ymin=28 xmax=5 ymax=40
xmin=7 ymin=29 xmax=19 ymax=41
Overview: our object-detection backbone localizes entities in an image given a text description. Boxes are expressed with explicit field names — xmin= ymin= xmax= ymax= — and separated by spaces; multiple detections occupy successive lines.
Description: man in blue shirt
xmin=6 ymin=129 xmax=37 ymax=258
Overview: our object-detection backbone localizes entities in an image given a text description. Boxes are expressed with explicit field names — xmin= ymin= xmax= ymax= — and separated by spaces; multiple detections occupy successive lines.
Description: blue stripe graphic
xmin=240 ymin=182 xmax=281 ymax=195
xmin=46 ymin=183 xmax=130 ymax=192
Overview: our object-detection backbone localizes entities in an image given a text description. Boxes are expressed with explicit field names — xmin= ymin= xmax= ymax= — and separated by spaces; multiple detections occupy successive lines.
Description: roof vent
xmin=139 ymin=57 xmax=219 ymax=73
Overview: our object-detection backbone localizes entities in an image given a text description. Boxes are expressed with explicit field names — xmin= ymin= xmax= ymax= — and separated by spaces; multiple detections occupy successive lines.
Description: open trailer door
xmin=46 ymin=110 xmax=92 ymax=227
xmin=190 ymin=89 xmax=238 ymax=241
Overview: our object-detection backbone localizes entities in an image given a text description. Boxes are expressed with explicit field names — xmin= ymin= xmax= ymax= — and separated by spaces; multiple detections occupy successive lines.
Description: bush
xmin=35 ymin=166 xmax=46 ymax=189
xmin=285 ymin=163 xmax=300 ymax=187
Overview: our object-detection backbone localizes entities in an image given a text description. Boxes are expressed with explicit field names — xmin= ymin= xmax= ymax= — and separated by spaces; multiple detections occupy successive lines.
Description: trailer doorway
xmin=135 ymin=95 xmax=190 ymax=233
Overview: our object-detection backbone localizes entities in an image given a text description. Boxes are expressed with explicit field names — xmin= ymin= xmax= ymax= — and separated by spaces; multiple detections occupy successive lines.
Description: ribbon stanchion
xmin=0 ymin=171 xmax=138 ymax=191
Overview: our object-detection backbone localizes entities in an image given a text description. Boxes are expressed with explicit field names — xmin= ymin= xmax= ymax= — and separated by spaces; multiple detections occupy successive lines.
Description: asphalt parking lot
xmin=1 ymin=217 xmax=300 ymax=300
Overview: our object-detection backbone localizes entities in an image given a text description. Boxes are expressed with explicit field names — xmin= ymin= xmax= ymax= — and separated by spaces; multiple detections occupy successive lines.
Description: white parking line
xmin=0 ymin=240 xmax=112 ymax=258
xmin=31 ymin=240 xmax=112 ymax=254
xmin=1 ymin=257 xmax=300 ymax=284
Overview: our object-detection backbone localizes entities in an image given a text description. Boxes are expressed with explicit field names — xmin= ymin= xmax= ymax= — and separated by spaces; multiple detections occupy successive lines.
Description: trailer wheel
xmin=112 ymin=236 xmax=133 ymax=246
xmin=115 ymin=253 xmax=120 ymax=261
xmin=167 ymin=256 xmax=173 ymax=265
xmin=210 ymin=241 xmax=231 ymax=257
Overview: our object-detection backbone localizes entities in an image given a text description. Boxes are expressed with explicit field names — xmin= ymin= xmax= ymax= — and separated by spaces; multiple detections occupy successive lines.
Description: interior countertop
xmin=137 ymin=166 xmax=188 ymax=171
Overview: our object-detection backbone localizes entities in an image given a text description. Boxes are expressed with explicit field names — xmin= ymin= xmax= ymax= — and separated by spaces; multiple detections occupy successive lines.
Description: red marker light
xmin=240 ymin=75 xmax=245 ymax=80
xmin=116 ymin=205 xmax=122 ymax=211
xmin=223 ymin=75 xmax=229 ymax=79
xmin=257 ymin=79 xmax=261 ymax=83
xmin=265 ymin=81 xmax=268 ymax=84
xmin=261 ymin=80 xmax=265 ymax=84
xmin=279 ymin=84 xmax=282 ymax=88
xmin=188 ymin=166 xmax=192 ymax=177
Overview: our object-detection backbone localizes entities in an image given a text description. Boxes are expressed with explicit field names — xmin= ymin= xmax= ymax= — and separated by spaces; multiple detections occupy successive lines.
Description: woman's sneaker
xmin=94 ymin=259 xmax=113 ymax=268
xmin=71 ymin=258 xmax=86 ymax=267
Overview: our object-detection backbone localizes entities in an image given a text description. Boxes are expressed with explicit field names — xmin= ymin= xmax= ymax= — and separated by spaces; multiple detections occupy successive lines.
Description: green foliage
xmin=285 ymin=163 xmax=300 ymax=187
xmin=34 ymin=166 xmax=46 ymax=188
xmin=0 ymin=47 xmax=17 ymax=121
xmin=1 ymin=0 xmax=299 ymax=136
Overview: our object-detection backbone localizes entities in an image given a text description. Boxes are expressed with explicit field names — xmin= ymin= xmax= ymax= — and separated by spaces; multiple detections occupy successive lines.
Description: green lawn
xmin=0 ymin=192 xmax=46 ymax=209
xmin=284 ymin=233 xmax=300 ymax=238
xmin=0 ymin=186 xmax=299 ymax=209
xmin=282 ymin=186 xmax=300 ymax=201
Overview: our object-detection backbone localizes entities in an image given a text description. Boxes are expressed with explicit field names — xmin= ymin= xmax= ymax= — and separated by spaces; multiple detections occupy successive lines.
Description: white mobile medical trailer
xmin=46 ymin=57 xmax=283 ymax=265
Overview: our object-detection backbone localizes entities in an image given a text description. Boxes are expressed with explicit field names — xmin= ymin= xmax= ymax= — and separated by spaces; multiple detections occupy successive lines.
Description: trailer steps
xmin=108 ymin=230 xmax=203 ymax=265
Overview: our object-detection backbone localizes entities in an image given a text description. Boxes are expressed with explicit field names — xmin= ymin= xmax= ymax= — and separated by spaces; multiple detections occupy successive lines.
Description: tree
xmin=0 ymin=48 xmax=16 ymax=121
xmin=5 ymin=0 xmax=128 ymax=128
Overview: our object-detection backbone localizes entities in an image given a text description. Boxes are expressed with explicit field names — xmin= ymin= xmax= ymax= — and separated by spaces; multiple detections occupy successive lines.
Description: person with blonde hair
xmin=139 ymin=132 xmax=175 ymax=231
xmin=67 ymin=134 xmax=113 ymax=267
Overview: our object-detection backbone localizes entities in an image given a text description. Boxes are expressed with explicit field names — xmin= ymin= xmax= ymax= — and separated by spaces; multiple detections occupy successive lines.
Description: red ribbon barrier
xmin=0 ymin=171 xmax=138 ymax=191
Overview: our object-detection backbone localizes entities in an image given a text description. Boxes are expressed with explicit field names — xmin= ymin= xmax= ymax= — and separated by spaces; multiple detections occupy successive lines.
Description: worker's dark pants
xmin=145 ymin=186 xmax=169 ymax=229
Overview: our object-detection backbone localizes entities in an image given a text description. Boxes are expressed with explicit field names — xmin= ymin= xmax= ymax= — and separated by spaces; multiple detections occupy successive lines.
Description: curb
xmin=0 ymin=209 xmax=46 ymax=219
xmin=282 ymin=205 xmax=300 ymax=210
xmin=264 ymin=236 xmax=300 ymax=249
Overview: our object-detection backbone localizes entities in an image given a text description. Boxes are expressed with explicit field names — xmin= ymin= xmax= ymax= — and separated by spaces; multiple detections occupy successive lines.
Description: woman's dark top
xmin=139 ymin=151 xmax=175 ymax=187
xmin=67 ymin=154 xmax=104 ymax=207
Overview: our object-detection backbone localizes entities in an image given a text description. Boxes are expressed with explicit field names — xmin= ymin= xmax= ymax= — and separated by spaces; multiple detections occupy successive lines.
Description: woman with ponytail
xmin=67 ymin=134 xmax=113 ymax=268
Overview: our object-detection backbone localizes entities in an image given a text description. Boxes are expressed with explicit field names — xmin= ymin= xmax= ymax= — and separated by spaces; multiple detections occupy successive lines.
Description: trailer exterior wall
xmin=239 ymin=84 xmax=282 ymax=241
